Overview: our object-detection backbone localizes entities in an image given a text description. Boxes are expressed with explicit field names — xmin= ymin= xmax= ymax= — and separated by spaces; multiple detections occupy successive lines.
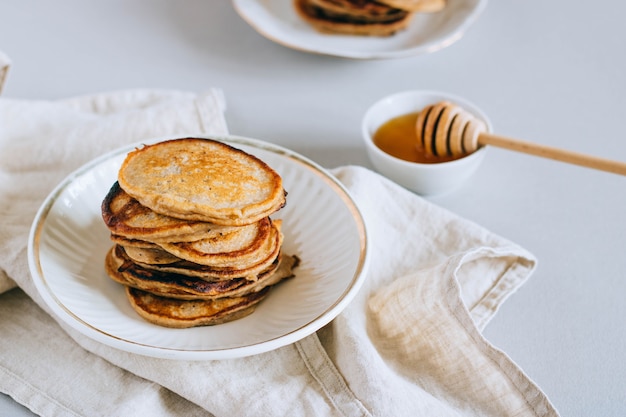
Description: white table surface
xmin=1 ymin=1 xmax=625 ymax=416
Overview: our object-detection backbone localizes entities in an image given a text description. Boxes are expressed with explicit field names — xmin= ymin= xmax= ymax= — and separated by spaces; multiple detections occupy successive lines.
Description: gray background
xmin=1 ymin=1 xmax=625 ymax=416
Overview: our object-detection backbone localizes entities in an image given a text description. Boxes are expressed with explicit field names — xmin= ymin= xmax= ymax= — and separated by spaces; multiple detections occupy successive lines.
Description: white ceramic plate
xmin=28 ymin=135 xmax=369 ymax=360
xmin=233 ymin=0 xmax=487 ymax=59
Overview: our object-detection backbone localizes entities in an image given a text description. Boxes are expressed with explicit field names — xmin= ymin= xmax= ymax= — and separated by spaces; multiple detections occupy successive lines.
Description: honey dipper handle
xmin=478 ymin=132 xmax=626 ymax=176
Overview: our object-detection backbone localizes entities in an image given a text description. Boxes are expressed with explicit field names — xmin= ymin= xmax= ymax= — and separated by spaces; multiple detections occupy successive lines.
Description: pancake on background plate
xmin=377 ymin=0 xmax=445 ymax=13
xmin=293 ymin=0 xmax=446 ymax=37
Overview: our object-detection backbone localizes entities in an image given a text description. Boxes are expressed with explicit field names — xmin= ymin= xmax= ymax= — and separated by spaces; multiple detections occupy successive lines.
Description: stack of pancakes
xmin=101 ymin=138 xmax=298 ymax=328
xmin=294 ymin=0 xmax=446 ymax=36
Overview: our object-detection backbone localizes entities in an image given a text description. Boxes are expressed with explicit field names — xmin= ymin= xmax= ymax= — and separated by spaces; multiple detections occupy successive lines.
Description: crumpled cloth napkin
xmin=0 ymin=62 xmax=559 ymax=416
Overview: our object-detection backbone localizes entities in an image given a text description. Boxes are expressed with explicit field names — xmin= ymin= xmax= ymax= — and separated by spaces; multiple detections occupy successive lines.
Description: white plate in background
xmin=28 ymin=135 xmax=369 ymax=360
xmin=233 ymin=0 xmax=487 ymax=59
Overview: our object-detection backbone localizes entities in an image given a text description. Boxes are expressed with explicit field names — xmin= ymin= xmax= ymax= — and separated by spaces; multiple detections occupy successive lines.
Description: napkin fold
xmin=0 ymin=59 xmax=559 ymax=416
xmin=0 ymin=86 xmax=227 ymax=295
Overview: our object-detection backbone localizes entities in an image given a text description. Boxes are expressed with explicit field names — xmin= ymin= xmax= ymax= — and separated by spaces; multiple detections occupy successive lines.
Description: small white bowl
xmin=362 ymin=90 xmax=492 ymax=196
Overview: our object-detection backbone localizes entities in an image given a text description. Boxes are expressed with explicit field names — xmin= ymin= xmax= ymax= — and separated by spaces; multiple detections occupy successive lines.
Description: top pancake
xmin=117 ymin=138 xmax=286 ymax=226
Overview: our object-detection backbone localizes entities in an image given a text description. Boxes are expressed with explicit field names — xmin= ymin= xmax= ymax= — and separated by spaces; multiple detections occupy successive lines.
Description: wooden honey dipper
xmin=415 ymin=101 xmax=626 ymax=176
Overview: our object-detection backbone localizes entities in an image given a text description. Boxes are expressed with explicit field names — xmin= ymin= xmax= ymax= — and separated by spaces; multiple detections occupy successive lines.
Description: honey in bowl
xmin=373 ymin=112 xmax=464 ymax=164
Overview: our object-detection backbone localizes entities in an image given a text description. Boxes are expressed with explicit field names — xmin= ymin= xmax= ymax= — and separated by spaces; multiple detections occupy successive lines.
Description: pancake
xmin=110 ymin=234 xmax=158 ymax=248
xmin=121 ymin=245 xmax=181 ymax=265
xmin=102 ymin=181 xmax=238 ymax=243
xmin=156 ymin=218 xmax=281 ymax=269
xmin=294 ymin=0 xmax=413 ymax=36
xmin=307 ymin=0 xmax=409 ymax=22
xmin=105 ymin=245 xmax=299 ymax=300
xmin=376 ymin=0 xmax=445 ymax=12
xmin=113 ymin=237 xmax=283 ymax=280
xmin=125 ymin=286 xmax=270 ymax=328
xmin=117 ymin=138 xmax=286 ymax=226
xmin=103 ymin=137 xmax=297 ymax=328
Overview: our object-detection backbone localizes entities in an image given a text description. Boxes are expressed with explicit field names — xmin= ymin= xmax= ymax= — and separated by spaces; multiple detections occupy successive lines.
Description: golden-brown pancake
xmin=103 ymin=137 xmax=297 ymax=329
xmin=376 ymin=0 xmax=445 ymax=12
xmin=125 ymin=286 xmax=270 ymax=328
xmin=102 ymin=181 xmax=238 ymax=243
xmin=307 ymin=0 xmax=408 ymax=22
xmin=110 ymin=234 xmax=158 ymax=249
xmin=294 ymin=0 xmax=413 ymax=36
xmin=117 ymin=138 xmax=286 ymax=226
xmin=120 ymin=245 xmax=181 ymax=265
xmin=156 ymin=218 xmax=281 ymax=269
xmin=114 ymin=240 xmax=284 ymax=281
xmin=105 ymin=245 xmax=299 ymax=300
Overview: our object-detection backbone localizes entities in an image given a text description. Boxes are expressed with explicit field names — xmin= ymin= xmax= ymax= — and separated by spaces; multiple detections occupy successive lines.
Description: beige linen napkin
xmin=0 ymin=87 xmax=227 ymax=295
xmin=0 ymin=61 xmax=559 ymax=416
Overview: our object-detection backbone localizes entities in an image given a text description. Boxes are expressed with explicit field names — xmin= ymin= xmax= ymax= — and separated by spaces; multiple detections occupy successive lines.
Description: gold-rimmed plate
xmin=28 ymin=135 xmax=369 ymax=360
